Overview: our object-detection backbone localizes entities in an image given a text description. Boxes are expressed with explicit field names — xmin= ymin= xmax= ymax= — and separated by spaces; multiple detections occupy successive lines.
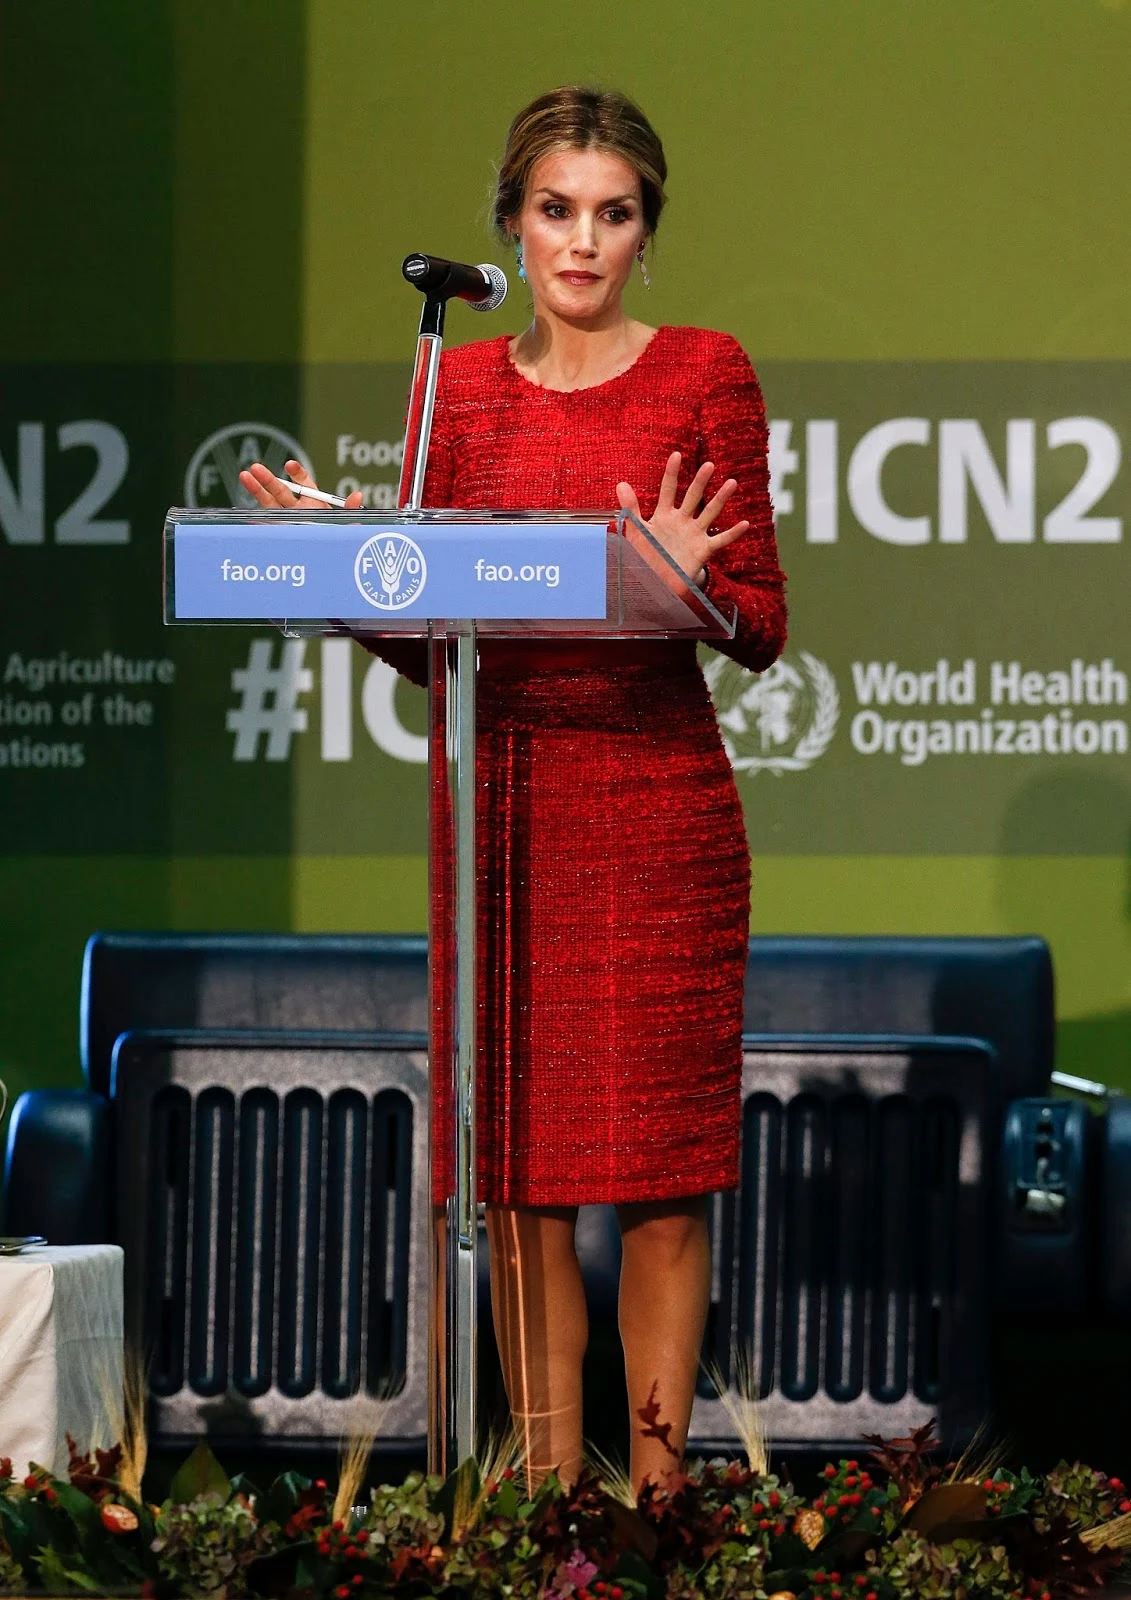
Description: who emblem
xmin=184 ymin=422 xmax=314 ymax=508
xmin=355 ymin=531 xmax=427 ymax=610
xmin=703 ymin=649 xmax=839 ymax=775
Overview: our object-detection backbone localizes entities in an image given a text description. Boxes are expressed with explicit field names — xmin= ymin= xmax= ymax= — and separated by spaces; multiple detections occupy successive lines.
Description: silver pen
xmin=280 ymin=476 xmax=351 ymax=508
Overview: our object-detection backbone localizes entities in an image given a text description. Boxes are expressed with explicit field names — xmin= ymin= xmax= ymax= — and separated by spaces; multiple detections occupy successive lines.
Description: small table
xmin=0 ymin=1244 xmax=123 ymax=1476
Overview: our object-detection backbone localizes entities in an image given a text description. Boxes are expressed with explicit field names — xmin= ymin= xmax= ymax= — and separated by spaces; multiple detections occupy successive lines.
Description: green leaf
xmin=34 ymin=1543 xmax=103 ymax=1594
xmin=47 ymin=1481 xmax=101 ymax=1536
xmin=168 ymin=1440 xmax=232 ymax=1505
xmin=614 ymin=1547 xmax=664 ymax=1599
xmin=259 ymin=1469 xmax=312 ymax=1527
xmin=433 ymin=1456 xmax=479 ymax=1538
xmin=494 ymin=1477 xmax=520 ymax=1520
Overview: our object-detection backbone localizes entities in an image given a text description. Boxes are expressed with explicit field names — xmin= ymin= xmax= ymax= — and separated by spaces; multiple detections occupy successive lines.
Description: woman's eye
xmin=605 ymin=207 xmax=632 ymax=223
xmin=543 ymin=203 xmax=569 ymax=219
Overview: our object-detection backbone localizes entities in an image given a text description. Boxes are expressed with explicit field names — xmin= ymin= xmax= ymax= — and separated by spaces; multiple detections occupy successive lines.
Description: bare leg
xmin=616 ymin=1196 xmax=711 ymax=1492
xmin=485 ymin=1204 xmax=587 ymax=1488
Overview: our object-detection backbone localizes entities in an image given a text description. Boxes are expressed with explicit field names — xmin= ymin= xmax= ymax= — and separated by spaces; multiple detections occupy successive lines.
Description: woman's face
xmin=513 ymin=146 xmax=647 ymax=325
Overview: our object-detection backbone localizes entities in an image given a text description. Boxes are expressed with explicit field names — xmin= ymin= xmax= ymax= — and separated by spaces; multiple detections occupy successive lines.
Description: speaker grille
xmin=117 ymin=1036 xmax=428 ymax=1447
xmin=693 ymin=1040 xmax=993 ymax=1450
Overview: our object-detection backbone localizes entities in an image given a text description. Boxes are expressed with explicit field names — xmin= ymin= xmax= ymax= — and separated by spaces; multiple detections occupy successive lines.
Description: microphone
xmin=401 ymin=253 xmax=508 ymax=312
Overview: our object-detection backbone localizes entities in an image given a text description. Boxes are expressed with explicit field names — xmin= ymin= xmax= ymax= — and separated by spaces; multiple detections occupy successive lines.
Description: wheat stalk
xmin=701 ymin=1354 xmax=769 ymax=1477
xmin=584 ymin=1442 xmax=636 ymax=1508
xmin=94 ymin=1345 xmax=149 ymax=1501
xmin=1082 ymin=1511 xmax=1131 ymax=1552
xmin=449 ymin=1425 xmax=524 ymax=1540
xmin=942 ymin=1419 xmax=1007 ymax=1487
xmin=332 ymin=1401 xmax=382 ymax=1525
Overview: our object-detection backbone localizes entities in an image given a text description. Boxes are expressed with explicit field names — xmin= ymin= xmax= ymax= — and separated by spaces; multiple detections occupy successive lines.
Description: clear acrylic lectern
xmin=163 ymin=502 xmax=737 ymax=1475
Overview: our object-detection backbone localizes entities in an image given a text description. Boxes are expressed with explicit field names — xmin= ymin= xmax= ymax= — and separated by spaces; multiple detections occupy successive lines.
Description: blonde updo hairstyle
xmin=494 ymin=86 xmax=668 ymax=243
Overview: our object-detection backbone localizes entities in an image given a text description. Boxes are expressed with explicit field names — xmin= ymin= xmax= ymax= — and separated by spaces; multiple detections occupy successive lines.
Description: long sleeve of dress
xmin=352 ymin=360 xmax=457 ymax=687
xmin=696 ymin=336 xmax=787 ymax=673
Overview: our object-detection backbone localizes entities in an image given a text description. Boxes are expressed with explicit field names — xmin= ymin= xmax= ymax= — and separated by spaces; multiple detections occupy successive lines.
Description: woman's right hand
xmin=238 ymin=458 xmax=365 ymax=509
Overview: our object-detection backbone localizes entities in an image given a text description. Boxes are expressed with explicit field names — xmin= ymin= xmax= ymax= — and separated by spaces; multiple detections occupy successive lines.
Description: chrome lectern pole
xmin=445 ymin=625 xmax=477 ymax=1472
xmin=401 ymin=296 xmax=478 ymax=1474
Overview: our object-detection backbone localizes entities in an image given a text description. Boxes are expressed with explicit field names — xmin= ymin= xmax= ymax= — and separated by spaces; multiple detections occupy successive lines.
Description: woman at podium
xmin=241 ymin=85 xmax=786 ymax=1492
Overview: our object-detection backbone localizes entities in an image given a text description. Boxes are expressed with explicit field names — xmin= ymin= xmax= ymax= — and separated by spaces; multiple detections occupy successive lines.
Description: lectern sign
xmin=168 ymin=517 xmax=609 ymax=622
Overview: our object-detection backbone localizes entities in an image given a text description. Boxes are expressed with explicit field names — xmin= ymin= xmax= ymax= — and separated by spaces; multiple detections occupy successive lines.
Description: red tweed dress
xmin=374 ymin=325 xmax=786 ymax=1207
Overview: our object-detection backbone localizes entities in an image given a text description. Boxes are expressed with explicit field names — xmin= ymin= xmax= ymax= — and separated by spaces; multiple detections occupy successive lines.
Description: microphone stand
xmin=397 ymin=296 xmax=445 ymax=514
xmin=399 ymin=293 xmax=479 ymax=1476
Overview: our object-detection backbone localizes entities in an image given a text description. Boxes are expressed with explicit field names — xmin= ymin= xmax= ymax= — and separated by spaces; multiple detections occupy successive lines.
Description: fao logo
xmin=184 ymin=422 xmax=314 ymax=507
xmin=704 ymin=649 xmax=839 ymax=775
xmin=355 ymin=532 xmax=427 ymax=610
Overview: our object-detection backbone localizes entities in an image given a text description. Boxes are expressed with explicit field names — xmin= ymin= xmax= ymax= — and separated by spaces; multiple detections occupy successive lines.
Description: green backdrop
xmin=2 ymin=0 xmax=1130 ymax=1116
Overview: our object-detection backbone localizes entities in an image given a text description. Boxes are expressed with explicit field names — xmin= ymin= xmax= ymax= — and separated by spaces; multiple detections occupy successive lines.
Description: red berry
xmin=611 ymin=1589 xmax=623 ymax=1600
xmin=335 ymin=1588 xmax=350 ymax=1599
xmin=594 ymin=1587 xmax=607 ymax=1596
xmin=825 ymin=1505 xmax=838 ymax=1517
xmin=870 ymin=1505 xmax=881 ymax=1517
xmin=769 ymin=1490 xmax=781 ymax=1508
xmin=814 ymin=1572 xmax=827 ymax=1584
xmin=1121 ymin=1499 xmax=1131 ymax=1514
xmin=355 ymin=1529 xmax=368 ymax=1544
xmin=983 ymin=1479 xmax=996 ymax=1492
xmin=502 ymin=1467 xmax=515 ymax=1479
xmin=23 ymin=1476 xmax=37 ymax=1490
xmin=1109 ymin=1477 xmax=1124 ymax=1492
xmin=44 ymin=1486 xmax=58 ymax=1503
xmin=855 ymin=1580 xmax=868 ymax=1590
xmin=824 ymin=1465 xmax=837 ymax=1479
xmin=830 ymin=1573 xmax=841 ymax=1583
xmin=351 ymin=1579 xmax=362 ymax=1590
xmin=759 ymin=1518 xmax=771 ymax=1530
xmin=314 ymin=1478 xmax=327 ymax=1490
xmin=775 ymin=1519 xmax=786 ymax=1534
xmin=844 ymin=1474 xmax=857 ymax=1487
xmin=866 ymin=1592 xmax=878 ymax=1600
xmin=333 ymin=1519 xmax=345 ymax=1532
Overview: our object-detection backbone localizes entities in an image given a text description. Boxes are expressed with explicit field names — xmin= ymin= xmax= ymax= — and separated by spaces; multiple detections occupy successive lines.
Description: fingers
xmin=697 ymin=477 xmax=739 ymax=528
xmin=707 ymin=519 xmax=749 ymax=551
xmin=239 ymin=464 xmax=295 ymax=509
xmin=616 ymin=480 xmax=643 ymax=520
xmin=280 ymin=457 xmax=332 ymax=511
xmin=282 ymin=458 xmax=315 ymax=490
xmin=678 ymin=459 xmax=718 ymax=519
xmin=656 ymin=451 xmax=681 ymax=512
xmin=344 ymin=490 xmax=365 ymax=508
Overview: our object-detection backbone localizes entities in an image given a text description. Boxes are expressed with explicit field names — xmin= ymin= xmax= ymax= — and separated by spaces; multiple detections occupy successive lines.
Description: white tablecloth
xmin=0 ymin=1244 xmax=123 ymax=1476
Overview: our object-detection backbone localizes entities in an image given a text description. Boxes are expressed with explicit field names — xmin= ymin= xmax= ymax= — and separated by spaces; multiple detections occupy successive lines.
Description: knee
xmin=619 ymin=1202 xmax=708 ymax=1271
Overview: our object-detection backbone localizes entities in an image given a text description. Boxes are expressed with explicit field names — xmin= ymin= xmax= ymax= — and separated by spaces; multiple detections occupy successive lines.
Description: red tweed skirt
xmin=431 ymin=644 xmax=750 ymax=1208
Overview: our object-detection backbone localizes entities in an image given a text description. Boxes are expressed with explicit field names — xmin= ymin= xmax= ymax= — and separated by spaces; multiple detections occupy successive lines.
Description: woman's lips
xmin=559 ymin=271 xmax=600 ymax=285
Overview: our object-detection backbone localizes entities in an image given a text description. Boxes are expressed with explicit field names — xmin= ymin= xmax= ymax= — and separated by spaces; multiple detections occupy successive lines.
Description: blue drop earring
xmin=515 ymin=239 xmax=527 ymax=282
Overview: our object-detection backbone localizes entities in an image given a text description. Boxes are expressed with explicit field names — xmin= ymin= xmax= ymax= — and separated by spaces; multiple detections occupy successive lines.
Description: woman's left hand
xmin=616 ymin=451 xmax=749 ymax=588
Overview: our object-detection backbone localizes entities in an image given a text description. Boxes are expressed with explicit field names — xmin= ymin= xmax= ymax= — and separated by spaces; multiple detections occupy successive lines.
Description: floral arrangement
xmin=0 ymin=1419 xmax=1128 ymax=1599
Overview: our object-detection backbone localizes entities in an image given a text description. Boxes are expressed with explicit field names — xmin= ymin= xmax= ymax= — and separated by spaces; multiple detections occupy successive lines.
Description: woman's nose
xmin=571 ymin=217 xmax=598 ymax=255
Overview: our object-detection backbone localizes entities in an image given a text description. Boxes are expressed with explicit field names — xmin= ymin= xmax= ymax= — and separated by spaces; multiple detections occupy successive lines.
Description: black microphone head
xmin=468 ymin=263 xmax=508 ymax=313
